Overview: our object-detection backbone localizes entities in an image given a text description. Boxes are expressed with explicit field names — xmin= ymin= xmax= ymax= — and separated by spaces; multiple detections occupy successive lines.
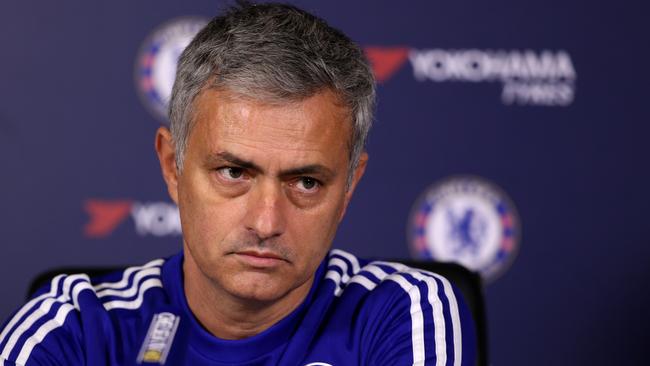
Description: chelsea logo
xmin=408 ymin=176 xmax=520 ymax=282
xmin=135 ymin=17 xmax=208 ymax=122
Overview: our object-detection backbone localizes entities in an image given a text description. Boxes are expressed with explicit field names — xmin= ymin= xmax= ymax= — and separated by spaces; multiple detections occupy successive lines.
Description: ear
xmin=338 ymin=152 xmax=368 ymax=222
xmin=155 ymin=127 xmax=180 ymax=205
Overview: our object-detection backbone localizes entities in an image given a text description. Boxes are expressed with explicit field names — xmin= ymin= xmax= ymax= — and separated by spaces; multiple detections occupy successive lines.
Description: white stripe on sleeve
xmin=330 ymin=249 xmax=361 ymax=274
xmin=102 ymin=278 xmax=162 ymax=311
xmin=0 ymin=274 xmax=65 ymax=347
xmin=1 ymin=274 xmax=90 ymax=364
xmin=0 ymin=274 xmax=87 ymax=361
xmin=325 ymin=257 xmax=350 ymax=297
xmin=409 ymin=271 xmax=447 ymax=366
xmin=423 ymin=271 xmax=462 ymax=366
xmin=386 ymin=273 xmax=426 ymax=366
xmin=14 ymin=303 xmax=75 ymax=365
xmin=346 ymin=275 xmax=376 ymax=291
xmin=377 ymin=261 xmax=462 ymax=366
xmin=93 ymin=258 xmax=163 ymax=291
xmin=0 ymin=258 xmax=167 ymax=365
xmin=95 ymin=267 xmax=161 ymax=298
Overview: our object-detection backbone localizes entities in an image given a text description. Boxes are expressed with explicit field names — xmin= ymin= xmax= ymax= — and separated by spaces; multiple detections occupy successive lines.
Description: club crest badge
xmin=135 ymin=17 xmax=208 ymax=122
xmin=408 ymin=176 xmax=520 ymax=282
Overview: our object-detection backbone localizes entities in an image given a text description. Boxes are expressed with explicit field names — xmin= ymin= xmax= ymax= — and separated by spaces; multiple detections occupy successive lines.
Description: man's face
xmin=161 ymin=88 xmax=366 ymax=302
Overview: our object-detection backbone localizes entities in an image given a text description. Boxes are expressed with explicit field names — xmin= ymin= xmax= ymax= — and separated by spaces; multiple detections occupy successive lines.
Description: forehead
xmin=188 ymin=88 xmax=352 ymax=166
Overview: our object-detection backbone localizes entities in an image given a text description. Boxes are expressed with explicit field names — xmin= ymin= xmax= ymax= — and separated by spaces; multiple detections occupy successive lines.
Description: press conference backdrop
xmin=1 ymin=1 xmax=648 ymax=364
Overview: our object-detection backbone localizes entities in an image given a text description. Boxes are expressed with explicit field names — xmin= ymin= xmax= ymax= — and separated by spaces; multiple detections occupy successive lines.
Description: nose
xmin=243 ymin=179 xmax=286 ymax=241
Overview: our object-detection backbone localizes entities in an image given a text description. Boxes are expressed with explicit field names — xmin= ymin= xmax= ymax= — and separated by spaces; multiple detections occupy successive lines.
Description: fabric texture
xmin=0 ymin=250 xmax=476 ymax=366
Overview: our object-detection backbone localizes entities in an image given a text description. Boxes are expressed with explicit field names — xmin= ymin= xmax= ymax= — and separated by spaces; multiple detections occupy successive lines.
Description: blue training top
xmin=0 ymin=249 xmax=476 ymax=365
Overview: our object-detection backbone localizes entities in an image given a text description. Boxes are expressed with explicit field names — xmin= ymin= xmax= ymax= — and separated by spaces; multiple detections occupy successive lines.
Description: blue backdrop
xmin=1 ymin=1 xmax=649 ymax=364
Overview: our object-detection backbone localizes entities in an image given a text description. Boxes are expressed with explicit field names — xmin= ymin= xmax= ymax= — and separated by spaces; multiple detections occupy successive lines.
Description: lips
xmin=234 ymin=250 xmax=287 ymax=268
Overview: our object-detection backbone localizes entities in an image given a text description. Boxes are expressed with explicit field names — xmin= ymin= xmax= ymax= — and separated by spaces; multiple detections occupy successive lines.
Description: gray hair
xmin=169 ymin=2 xmax=376 ymax=187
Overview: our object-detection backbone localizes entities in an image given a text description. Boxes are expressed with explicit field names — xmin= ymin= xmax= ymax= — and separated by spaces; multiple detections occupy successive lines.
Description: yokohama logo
xmin=83 ymin=199 xmax=181 ymax=238
xmin=364 ymin=46 xmax=576 ymax=106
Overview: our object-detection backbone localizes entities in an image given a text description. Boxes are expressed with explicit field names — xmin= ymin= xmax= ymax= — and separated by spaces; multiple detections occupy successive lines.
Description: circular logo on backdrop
xmin=135 ymin=17 xmax=208 ymax=122
xmin=408 ymin=176 xmax=520 ymax=282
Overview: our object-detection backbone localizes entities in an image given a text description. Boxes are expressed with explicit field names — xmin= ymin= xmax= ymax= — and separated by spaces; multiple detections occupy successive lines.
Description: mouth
xmin=233 ymin=250 xmax=288 ymax=269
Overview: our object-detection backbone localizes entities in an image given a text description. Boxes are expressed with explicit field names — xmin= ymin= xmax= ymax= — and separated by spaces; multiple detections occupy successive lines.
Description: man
xmin=0 ymin=2 xmax=476 ymax=365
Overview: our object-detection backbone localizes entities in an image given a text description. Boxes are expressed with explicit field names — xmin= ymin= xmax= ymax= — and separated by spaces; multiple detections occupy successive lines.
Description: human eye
xmin=293 ymin=176 xmax=321 ymax=194
xmin=215 ymin=167 xmax=248 ymax=182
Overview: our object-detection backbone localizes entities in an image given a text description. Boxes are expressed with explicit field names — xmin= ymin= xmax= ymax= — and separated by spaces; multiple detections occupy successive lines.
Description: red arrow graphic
xmin=364 ymin=47 xmax=410 ymax=83
xmin=83 ymin=199 xmax=133 ymax=238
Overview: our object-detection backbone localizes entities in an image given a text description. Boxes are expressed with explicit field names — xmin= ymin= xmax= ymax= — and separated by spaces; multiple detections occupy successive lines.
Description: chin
xmin=225 ymin=271 xmax=293 ymax=303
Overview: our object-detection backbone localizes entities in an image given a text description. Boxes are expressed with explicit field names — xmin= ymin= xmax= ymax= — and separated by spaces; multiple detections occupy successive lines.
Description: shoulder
xmin=326 ymin=249 xmax=463 ymax=306
xmin=323 ymin=249 xmax=476 ymax=365
xmin=91 ymin=258 xmax=166 ymax=311
xmin=0 ymin=258 xmax=167 ymax=365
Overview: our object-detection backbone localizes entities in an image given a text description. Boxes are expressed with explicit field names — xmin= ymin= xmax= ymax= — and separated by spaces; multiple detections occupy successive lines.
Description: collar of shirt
xmin=161 ymin=250 xmax=327 ymax=363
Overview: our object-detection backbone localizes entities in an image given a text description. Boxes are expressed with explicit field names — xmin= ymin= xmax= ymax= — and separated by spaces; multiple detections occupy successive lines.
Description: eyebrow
xmin=207 ymin=151 xmax=261 ymax=171
xmin=205 ymin=151 xmax=337 ymax=180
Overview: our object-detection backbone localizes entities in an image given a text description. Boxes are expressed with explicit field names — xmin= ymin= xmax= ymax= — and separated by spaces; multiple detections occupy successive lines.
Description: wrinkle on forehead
xmin=193 ymin=88 xmax=351 ymax=159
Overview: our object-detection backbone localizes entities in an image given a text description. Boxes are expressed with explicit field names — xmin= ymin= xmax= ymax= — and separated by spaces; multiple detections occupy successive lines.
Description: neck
xmin=183 ymin=253 xmax=313 ymax=340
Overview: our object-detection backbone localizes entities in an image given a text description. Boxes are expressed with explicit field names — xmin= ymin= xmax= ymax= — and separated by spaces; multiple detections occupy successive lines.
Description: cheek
xmin=289 ymin=199 xmax=343 ymax=257
xmin=178 ymin=177 xmax=243 ymax=254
